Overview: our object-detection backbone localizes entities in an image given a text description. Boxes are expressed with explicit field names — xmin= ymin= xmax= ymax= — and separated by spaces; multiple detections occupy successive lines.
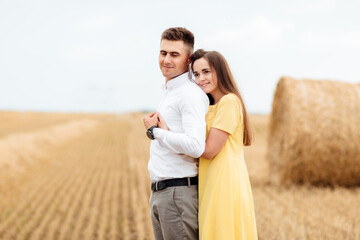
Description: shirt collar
xmin=165 ymin=72 xmax=191 ymax=91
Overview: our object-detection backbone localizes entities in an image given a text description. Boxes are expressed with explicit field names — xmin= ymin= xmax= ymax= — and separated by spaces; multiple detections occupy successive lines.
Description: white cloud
xmin=79 ymin=16 xmax=115 ymax=30
xmin=285 ymin=0 xmax=336 ymax=14
xmin=301 ymin=32 xmax=324 ymax=45
xmin=202 ymin=16 xmax=294 ymax=49
xmin=60 ymin=47 xmax=107 ymax=57
xmin=301 ymin=31 xmax=360 ymax=48
xmin=338 ymin=31 xmax=360 ymax=48
xmin=303 ymin=0 xmax=336 ymax=11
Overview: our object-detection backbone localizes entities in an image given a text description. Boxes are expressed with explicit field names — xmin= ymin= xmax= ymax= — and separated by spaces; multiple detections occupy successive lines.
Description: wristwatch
xmin=146 ymin=126 xmax=158 ymax=140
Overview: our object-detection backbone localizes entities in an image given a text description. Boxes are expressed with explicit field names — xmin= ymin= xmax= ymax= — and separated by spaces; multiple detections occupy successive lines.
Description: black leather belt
xmin=151 ymin=176 xmax=198 ymax=192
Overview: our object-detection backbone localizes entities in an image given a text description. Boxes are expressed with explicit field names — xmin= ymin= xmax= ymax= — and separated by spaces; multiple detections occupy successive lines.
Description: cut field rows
xmin=0 ymin=113 xmax=359 ymax=240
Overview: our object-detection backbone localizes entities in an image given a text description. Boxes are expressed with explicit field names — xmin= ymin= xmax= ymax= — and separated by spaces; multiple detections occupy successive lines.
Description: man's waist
xmin=151 ymin=176 xmax=198 ymax=192
xmin=148 ymin=166 xmax=198 ymax=182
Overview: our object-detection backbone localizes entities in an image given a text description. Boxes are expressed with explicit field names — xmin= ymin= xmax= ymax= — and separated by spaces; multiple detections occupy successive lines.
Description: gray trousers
xmin=149 ymin=185 xmax=199 ymax=240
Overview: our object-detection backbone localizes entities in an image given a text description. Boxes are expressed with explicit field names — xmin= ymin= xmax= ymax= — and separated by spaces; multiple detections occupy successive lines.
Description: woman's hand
xmin=157 ymin=112 xmax=169 ymax=130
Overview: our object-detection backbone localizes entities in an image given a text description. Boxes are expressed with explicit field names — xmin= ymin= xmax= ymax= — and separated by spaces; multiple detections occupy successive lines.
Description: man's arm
xmin=153 ymin=88 xmax=209 ymax=158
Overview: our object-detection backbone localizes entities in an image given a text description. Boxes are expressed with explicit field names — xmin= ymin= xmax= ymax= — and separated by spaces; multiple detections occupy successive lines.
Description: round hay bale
xmin=268 ymin=76 xmax=360 ymax=186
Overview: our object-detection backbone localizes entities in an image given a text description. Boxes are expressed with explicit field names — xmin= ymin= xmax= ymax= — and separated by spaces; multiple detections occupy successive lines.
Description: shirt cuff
xmin=153 ymin=128 xmax=166 ymax=140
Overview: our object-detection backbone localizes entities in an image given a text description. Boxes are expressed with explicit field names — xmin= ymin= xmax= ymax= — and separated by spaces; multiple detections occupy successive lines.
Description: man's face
xmin=159 ymin=40 xmax=191 ymax=81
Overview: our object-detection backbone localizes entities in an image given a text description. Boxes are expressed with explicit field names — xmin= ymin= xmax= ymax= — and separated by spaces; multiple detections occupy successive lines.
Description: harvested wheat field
xmin=0 ymin=111 xmax=359 ymax=240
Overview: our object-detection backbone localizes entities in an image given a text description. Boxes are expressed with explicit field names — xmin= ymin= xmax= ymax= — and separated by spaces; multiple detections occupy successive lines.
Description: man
xmin=143 ymin=27 xmax=209 ymax=240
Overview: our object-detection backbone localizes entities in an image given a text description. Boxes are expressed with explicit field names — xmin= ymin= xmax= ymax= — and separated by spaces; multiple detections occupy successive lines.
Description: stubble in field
xmin=0 ymin=112 xmax=359 ymax=240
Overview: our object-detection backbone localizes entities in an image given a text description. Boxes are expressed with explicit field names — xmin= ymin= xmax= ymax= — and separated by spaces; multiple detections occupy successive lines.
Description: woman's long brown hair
xmin=190 ymin=49 xmax=253 ymax=146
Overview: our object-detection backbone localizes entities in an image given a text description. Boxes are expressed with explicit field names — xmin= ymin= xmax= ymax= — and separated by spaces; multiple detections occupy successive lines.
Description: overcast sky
xmin=1 ymin=0 xmax=359 ymax=114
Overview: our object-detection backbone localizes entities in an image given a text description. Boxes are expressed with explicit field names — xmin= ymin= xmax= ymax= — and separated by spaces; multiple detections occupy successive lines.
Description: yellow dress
xmin=199 ymin=93 xmax=258 ymax=240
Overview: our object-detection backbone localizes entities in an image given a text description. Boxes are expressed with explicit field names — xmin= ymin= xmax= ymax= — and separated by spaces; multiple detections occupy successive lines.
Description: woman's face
xmin=193 ymin=57 xmax=218 ymax=94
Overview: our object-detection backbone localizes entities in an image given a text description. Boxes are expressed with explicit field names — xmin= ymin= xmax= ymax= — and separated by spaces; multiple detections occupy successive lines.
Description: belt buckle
xmin=152 ymin=181 xmax=166 ymax=192
xmin=151 ymin=182 xmax=157 ymax=191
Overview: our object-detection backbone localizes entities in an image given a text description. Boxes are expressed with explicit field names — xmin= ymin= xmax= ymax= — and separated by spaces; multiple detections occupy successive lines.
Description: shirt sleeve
xmin=153 ymin=87 xmax=209 ymax=158
xmin=211 ymin=94 xmax=241 ymax=135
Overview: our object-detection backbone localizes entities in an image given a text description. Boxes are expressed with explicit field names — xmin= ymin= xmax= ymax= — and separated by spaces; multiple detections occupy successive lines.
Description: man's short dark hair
xmin=161 ymin=27 xmax=194 ymax=51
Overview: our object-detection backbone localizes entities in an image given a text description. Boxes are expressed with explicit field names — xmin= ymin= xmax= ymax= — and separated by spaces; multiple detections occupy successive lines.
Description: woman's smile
xmin=198 ymin=82 xmax=210 ymax=88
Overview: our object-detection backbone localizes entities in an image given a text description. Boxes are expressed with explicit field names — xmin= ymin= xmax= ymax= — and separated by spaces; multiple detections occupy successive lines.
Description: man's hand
xmin=143 ymin=112 xmax=159 ymax=129
xmin=157 ymin=112 xmax=169 ymax=130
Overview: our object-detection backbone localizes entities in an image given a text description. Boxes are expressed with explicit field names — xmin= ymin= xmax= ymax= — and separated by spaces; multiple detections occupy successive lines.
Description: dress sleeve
xmin=211 ymin=94 xmax=241 ymax=135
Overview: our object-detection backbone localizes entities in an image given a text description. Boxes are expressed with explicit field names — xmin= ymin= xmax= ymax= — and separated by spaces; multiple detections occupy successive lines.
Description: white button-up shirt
xmin=148 ymin=72 xmax=209 ymax=181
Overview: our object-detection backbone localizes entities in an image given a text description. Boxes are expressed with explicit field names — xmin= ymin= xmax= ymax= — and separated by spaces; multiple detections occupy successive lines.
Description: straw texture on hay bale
xmin=268 ymin=76 xmax=360 ymax=186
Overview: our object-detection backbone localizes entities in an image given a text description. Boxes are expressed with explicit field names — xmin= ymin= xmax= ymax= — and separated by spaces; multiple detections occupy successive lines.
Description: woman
xmin=158 ymin=49 xmax=258 ymax=239
xmin=192 ymin=49 xmax=257 ymax=240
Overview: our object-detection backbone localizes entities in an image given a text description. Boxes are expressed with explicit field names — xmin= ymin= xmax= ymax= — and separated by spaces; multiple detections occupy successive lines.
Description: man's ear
xmin=187 ymin=57 xmax=192 ymax=65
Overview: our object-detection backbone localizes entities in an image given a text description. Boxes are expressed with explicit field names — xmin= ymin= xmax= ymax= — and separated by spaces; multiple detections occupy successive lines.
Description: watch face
xmin=146 ymin=129 xmax=152 ymax=139
xmin=146 ymin=126 xmax=157 ymax=140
